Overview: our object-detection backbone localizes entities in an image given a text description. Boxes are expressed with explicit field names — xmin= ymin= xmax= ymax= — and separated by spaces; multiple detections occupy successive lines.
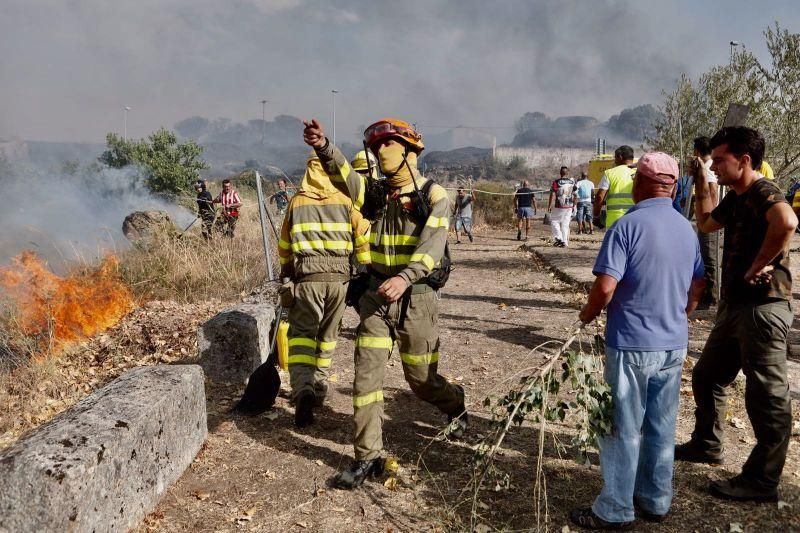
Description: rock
xmin=122 ymin=210 xmax=176 ymax=242
xmin=0 ymin=365 xmax=207 ymax=533
xmin=198 ymin=303 xmax=276 ymax=383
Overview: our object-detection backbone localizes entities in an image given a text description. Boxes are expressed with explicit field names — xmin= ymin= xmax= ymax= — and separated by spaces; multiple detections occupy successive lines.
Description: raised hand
xmin=303 ymin=119 xmax=326 ymax=148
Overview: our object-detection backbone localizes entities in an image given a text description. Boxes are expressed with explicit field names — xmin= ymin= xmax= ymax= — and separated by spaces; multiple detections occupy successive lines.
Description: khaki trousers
xmin=353 ymin=287 xmax=463 ymax=460
xmin=287 ymin=280 xmax=347 ymax=401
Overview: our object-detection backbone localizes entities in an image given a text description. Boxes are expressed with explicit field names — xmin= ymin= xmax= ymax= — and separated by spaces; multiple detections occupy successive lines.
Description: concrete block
xmin=198 ymin=303 xmax=276 ymax=383
xmin=0 ymin=365 xmax=207 ymax=533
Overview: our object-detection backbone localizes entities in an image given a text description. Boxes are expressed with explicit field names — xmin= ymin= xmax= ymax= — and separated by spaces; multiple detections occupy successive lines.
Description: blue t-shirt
xmin=593 ymin=197 xmax=704 ymax=351
xmin=576 ymin=179 xmax=594 ymax=203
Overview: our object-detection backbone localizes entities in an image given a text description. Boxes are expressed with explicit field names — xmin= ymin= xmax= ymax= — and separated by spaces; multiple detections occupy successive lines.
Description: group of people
xmin=570 ymin=127 xmax=796 ymax=530
xmin=193 ymin=178 xmax=243 ymax=239
xmin=276 ymin=117 xmax=467 ymax=490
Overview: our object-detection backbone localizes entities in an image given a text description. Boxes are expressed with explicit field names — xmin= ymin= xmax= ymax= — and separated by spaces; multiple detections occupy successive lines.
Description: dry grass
xmin=118 ymin=207 xmax=276 ymax=303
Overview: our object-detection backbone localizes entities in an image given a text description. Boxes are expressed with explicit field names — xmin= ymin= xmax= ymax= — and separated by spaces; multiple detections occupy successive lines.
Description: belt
xmin=367 ymin=272 xmax=432 ymax=294
xmin=297 ymin=272 xmax=350 ymax=283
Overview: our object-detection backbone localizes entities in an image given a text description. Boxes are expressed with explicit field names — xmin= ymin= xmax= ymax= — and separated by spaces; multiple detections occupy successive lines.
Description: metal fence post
xmin=254 ymin=171 xmax=275 ymax=281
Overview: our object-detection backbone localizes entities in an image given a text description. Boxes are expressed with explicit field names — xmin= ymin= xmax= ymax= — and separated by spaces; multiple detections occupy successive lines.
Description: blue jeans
xmin=592 ymin=347 xmax=686 ymax=523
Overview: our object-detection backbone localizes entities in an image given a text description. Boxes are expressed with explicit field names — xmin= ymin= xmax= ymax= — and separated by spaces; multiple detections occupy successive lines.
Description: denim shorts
xmin=576 ymin=202 xmax=592 ymax=221
xmin=517 ymin=207 xmax=535 ymax=219
xmin=455 ymin=216 xmax=472 ymax=232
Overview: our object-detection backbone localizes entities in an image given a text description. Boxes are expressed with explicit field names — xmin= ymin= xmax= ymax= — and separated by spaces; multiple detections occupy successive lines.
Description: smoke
xmin=0 ymin=162 xmax=195 ymax=272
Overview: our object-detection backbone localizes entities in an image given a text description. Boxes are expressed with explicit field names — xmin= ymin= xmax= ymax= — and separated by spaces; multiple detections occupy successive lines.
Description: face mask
xmin=377 ymin=142 xmax=417 ymax=188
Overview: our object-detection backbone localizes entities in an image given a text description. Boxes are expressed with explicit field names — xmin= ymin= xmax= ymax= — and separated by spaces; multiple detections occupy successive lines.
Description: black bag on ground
xmin=233 ymin=318 xmax=281 ymax=416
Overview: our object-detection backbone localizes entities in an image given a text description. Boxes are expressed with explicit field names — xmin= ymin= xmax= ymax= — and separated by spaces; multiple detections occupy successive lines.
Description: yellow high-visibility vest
xmin=604 ymin=165 xmax=636 ymax=227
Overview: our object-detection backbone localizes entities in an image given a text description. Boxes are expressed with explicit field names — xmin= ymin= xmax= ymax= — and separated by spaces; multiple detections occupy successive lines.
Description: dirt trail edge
xmin=141 ymin=227 xmax=799 ymax=533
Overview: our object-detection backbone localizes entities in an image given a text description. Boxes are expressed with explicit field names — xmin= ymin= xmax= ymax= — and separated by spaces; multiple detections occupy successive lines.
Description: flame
xmin=0 ymin=251 xmax=135 ymax=352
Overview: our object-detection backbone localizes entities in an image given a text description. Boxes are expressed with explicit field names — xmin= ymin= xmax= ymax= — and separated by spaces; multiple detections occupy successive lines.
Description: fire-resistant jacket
xmin=278 ymin=163 xmax=371 ymax=279
xmin=315 ymin=141 xmax=449 ymax=285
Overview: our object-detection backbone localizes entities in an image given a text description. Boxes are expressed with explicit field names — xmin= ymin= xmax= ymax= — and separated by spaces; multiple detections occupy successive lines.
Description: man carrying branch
xmin=572 ymin=153 xmax=705 ymax=529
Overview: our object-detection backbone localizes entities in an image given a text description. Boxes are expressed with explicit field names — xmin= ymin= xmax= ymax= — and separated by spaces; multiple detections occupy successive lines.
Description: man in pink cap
xmin=571 ymin=152 xmax=706 ymax=529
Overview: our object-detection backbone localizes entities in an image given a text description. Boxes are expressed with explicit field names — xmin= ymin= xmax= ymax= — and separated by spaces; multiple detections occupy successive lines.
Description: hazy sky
xmin=2 ymin=0 xmax=798 ymax=144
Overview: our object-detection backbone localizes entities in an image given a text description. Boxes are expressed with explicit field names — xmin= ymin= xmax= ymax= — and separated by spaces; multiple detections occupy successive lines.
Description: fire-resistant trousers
xmin=352 ymin=287 xmax=464 ymax=461
xmin=287 ymin=280 xmax=347 ymax=402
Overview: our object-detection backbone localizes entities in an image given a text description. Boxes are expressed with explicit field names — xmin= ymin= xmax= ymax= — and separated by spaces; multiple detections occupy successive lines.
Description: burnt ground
xmin=138 ymin=225 xmax=799 ymax=533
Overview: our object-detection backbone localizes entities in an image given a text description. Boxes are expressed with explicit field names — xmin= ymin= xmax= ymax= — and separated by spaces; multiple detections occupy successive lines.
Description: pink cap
xmin=632 ymin=152 xmax=679 ymax=184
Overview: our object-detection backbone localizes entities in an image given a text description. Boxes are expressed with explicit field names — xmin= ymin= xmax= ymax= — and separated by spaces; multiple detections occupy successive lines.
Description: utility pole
xmin=260 ymin=99 xmax=268 ymax=145
xmin=729 ymin=40 xmax=741 ymax=62
xmin=331 ymin=90 xmax=338 ymax=145
xmin=123 ymin=106 xmax=131 ymax=140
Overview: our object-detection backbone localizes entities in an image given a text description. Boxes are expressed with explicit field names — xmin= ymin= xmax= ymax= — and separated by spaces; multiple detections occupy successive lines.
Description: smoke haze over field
xmin=2 ymin=0 xmax=799 ymax=146
xmin=0 ymin=165 xmax=194 ymax=271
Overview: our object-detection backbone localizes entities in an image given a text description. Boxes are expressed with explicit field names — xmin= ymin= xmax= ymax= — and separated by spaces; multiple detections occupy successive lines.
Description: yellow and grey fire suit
xmin=315 ymin=141 xmax=464 ymax=461
xmin=278 ymin=156 xmax=370 ymax=402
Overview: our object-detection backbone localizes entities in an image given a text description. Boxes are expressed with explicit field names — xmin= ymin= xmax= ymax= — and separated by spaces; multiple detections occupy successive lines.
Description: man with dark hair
xmin=676 ymin=127 xmax=797 ymax=503
xmin=213 ymin=178 xmax=243 ymax=238
xmin=693 ymin=136 xmax=720 ymax=308
xmin=514 ymin=180 xmax=536 ymax=240
xmin=453 ymin=187 xmax=476 ymax=244
xmin=571 ymin=152 xmax=705 ymax=529
xmin=595 ymin=146 xmax=636 ymax=228
xmin=269 ymin=177 xmax=293 ymax=216
xmin=575 ymin=171 xmax=595 ymax=234
xmin=194 ymin=179 xmax=215 ymax=241
xmin=548 ymin=166 xmax=577 ymax=247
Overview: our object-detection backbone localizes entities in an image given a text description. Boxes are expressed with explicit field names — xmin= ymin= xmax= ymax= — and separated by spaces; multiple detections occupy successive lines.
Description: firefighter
xmin=303 ymin=118 xmax=467 ymax=490
xmin=278 ymin=154 xmax=371 ymax=428
xmin=351 ymin=149 xmax=378 ymax=180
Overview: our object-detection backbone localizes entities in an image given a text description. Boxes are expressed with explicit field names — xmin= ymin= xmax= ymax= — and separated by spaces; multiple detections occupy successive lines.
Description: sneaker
xmin=516 ymin=229 xmax=522 ymax=241
xmin=332 ymin=458 xmax=385 ymax=490
xmin=294 ymin=391 xmax=315 ymax=428
xmin=569 ymin=508 xmax=633 ymax=530
xmin=674 ymin=441 xmax=724 ymax=465
xmin=633 ymin=499 xmax=667 ymax=523
xmin=468 ymin=233 xmax=474 ymax=243
xmin=710 ymin=474 xmax=779 ymax=503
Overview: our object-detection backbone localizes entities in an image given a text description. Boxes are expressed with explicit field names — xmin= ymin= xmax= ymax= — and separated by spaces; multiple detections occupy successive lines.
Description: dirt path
xmin=141 ymin=227 xmax=799 ymax=533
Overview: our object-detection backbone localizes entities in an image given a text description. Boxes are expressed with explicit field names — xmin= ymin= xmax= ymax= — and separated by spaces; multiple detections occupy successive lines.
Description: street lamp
xmin=260 ymin=99 xmax=268 ymax=145
xmin=729 ymin=40 xmax=741 ymax=61
xmin=331 ymin=90 xmax=339 ymax=145
xmin=123 ymin=106 xmax=132 ymax=140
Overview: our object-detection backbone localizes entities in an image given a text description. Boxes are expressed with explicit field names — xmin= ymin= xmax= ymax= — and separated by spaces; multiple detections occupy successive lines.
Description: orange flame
xmin=0 ymin=251 xmax=135 ymax=352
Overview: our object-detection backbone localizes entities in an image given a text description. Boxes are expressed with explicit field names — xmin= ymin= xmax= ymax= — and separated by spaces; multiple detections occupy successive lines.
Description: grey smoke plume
xmin=0 ymin=163 xmax=194 ymax=272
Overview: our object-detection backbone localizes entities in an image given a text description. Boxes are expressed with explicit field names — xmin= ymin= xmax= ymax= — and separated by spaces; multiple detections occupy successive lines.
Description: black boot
xmin=294 ymin=391 xmax=315 ymax=428
xmin=674 ymin=441 xmax=723 ymax=465
xmin=446 ymin=385 xmax=468 ymax=440
xmin=332 ymin=458 xmax=385 ymax=490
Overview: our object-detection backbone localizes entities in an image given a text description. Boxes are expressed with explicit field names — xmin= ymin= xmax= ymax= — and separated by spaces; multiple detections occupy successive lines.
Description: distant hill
xmin=421 ymin=147 xmax=491 ymax=168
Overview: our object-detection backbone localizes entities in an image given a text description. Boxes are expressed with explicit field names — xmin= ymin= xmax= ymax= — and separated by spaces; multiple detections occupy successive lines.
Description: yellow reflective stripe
xmin=356 ymin=336 xmax=393 ymax=349
xmin=288 ymin=355 xmax=317 ymax=366
xmin=337 ymin=160 xmax=352 ymax=181
xmin=279 ymin=255 xmax=292 ymax=265
xmin=278 ymin=239 xmax=291 ymax=250
xmin=290 ymin=222 xmax=352 ymax=234
xmin=370 ymin=251 xmax=411 ymax=267
xmin=288 ymin=337 xmax=317 ymax=349
xmin=291 ymin=240 xmax=353 ymax=252
xmin=410 ymin=253 xmax=435 ymax=270
xmin=400 ymin=351 xmax=439 ymax=365
xmin=318 ymin=340 xmax=337 ymax=351
xmin=353 ymin=390 xmax=384 ymax=407
xmin=355 ymin=251 xmax=371 ymax=263
xmin=370 ymin=233 xmax=419 ymax=246
xmin=354 ymin=233 xmax=370 ymax=247
xmin=288 ymin=355 xmax=332 ymax=368
xmin=425 ymin=216 xmax=449 ymax=229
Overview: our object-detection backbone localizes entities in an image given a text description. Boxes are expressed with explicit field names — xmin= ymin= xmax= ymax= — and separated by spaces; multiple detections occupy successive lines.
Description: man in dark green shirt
xmin=676 ymin=127 xmax=797 ymax=503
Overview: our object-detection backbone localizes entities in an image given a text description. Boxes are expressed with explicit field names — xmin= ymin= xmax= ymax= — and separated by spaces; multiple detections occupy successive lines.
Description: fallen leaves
xmin=192 ymin=490 xmax=211 ymax=501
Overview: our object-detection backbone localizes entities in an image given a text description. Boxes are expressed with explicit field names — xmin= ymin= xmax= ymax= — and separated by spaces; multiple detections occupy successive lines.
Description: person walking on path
xmin=514 ymin=180 xmax=536 ymax=240
xmin=675 ymin=127 xmax=797 ymax=503
xmin=213 ymin=179 xmax=243 ymax=238
xmin=693 ymin=137 xmax=721 ymax=309
xmin=594 ymin=146 xmax=635 ymax=228
xmin=277 ymin=155 xmax=371 ymax=428
xmin=548 ymin=166 xmax=577 ymax=247
xmin=570 ymin=152 xmax=706 ymax=530
xmin=453 ymin=187 xmax=476 ymax=244
xmin=303 ymin=118 xmax=466 ymax=490
xmin=575 ymin=172 xmax=595 ymax=235
xmin=194 ymin=179 xmax=215 ymax=241
xmin=269 ymin=178 xmax=293 ymax=216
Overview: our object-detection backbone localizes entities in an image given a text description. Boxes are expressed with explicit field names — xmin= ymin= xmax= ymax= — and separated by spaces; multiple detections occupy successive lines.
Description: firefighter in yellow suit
xmin=278 ymin=154 xmax=371 ymax=428
xmin=303 ymin=118 xmax=467 ymax=489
